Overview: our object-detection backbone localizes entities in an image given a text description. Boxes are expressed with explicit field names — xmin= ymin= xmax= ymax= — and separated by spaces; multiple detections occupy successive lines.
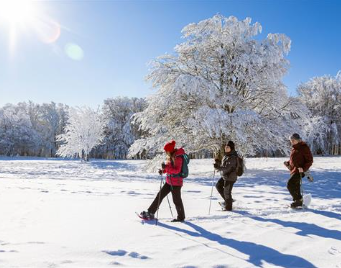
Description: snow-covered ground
xmin=0 ymin=156 xmax=341 ymax=268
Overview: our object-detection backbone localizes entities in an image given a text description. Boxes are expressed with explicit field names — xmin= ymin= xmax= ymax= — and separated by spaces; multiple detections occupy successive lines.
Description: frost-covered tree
xmin=0 ymin=102 xmax=69 ymax=157
xmin=97 ymin=97 xmax=146 ymax=159
xmin=91 ymin=97 xmax=147 ymax=159
xmin=0 ymin=103 xmax=41 ymax=156
xmin=25 ymin=101 xmax=69 ymax=157
xmin=129 ymin=15 xmax=300 ymax=157
xmin=57 ymin=107 xmax=105 ymax=161
xmin=297 ymin=71 xmax=341 ymax=154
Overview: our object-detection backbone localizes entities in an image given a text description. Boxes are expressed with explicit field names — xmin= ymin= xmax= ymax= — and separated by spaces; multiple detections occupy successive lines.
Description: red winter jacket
xmin=288 ymin=142 xmax=313 ymax=174
xmin=163 ymin=148 xmax=185 ymax=186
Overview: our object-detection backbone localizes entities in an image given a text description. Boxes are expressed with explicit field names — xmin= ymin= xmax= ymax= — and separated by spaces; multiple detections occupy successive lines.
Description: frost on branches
xmin=57 ymin=107 xmax=105 ymax=161
xmin=130 ymin=15 xmax=300 ymax=157
xmin=297 ymin=72 xmax=341 ymax=154
xmin=92 ymin=97 xmax=147 ymax=159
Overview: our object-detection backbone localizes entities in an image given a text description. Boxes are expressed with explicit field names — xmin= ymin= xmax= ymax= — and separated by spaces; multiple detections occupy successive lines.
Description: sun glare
xmin=0 ymin=0 xmax=37 ymax=25
xmin=0 ymin=0 xmax=61 ymax=52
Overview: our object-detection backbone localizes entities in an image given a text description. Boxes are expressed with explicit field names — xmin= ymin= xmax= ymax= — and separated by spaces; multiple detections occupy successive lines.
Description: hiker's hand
xmin=214 ymin=163 xmax=220 ymax=169
xmin=158 ymin=169 xmax=163 ymax=175
xmin=298 ymin=167 xmax=303 ymax=173
xmin=283 ymin=161 xmax=289 ymax=167
xmin=307 ymin=175 xmax=314 ymax=182
xmin=161 ymin=162 xmax=166 ymax=169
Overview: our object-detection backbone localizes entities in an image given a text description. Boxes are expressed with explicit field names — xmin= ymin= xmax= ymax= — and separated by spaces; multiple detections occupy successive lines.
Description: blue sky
xmin=0 ymin=0 xmax=340 ymax=108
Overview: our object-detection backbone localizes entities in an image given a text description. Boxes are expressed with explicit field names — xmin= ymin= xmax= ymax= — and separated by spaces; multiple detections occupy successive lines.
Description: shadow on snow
xmin=234 ymin=210 xmax=341 ymax=241
xmin=158 ymin=221 xmax=316 ymax=268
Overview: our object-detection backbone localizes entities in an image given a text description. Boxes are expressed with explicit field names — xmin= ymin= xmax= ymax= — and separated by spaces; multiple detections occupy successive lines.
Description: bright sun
xmin=0 ymin=0 xmax=61 ymax=50
xmin=0 ymin=0 xmax=37 ymax=25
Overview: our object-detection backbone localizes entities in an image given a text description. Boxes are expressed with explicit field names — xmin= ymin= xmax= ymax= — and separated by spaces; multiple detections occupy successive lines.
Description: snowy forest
xmin=1 ymin=15 xmax=341 ymax=159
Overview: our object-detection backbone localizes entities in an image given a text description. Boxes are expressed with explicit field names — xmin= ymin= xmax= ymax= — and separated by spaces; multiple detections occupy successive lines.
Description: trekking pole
xmin=156 ymin=174 xmax=164 ymax=226
xmin=208 ymin=170 xmax=216 ymax=215
xmin=300 ymin=172 xmax=304 ymax=202
xmin=166 ymin=177 xmax=174 ymax=219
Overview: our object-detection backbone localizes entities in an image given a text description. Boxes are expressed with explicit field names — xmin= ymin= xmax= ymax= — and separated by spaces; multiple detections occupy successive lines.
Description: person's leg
xmin=171 ymin=186 xmax=185 ymax=221
xmin=148 ymin=183 xmax=171 ymax=214
xmin=215 ymin=178 xmax=225 ymax=200
xmin=223 ymin=181 xmax=234 ymax=211
xmin=287 ymin=173 xmax=302 ymax=201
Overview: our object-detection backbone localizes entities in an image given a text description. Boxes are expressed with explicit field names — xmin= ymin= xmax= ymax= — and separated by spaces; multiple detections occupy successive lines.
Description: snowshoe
xmin=290 ymin=199 xmax=303 ymax=209
xmin=219 ymin=201 xmax=233 ymax=211
xmin=137 ymin=211 xmax=155 ymax=221
xmin=303 ymin=194 xmax=312 ymax=207
xmin=171 ymin=218 xmax=185 ymax=222
xmin=219 ymin=201 xmax=225 ymax=208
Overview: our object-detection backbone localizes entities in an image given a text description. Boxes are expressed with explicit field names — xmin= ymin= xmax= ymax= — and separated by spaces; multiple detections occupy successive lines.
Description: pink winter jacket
xmin=163 ymin=148 xmax=185 ymax=186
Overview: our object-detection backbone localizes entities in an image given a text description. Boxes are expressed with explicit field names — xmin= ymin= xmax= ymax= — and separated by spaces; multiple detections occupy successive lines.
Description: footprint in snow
xmin=329 ymin=247 xmax=341 ymax=255
xmin=103 ymin=250 xmax=149 ymax=259
xmin=128 ymin=252 xmax=149 ymax=259
xmin=104 ymin=250 xmax=127 ymax=256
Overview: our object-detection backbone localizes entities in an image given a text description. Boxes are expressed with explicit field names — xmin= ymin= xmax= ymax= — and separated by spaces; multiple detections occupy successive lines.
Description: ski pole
xmin=208 ymin=170 xmax=216 ymax=215
xmin=300 ymin=172 xmax=304 ymax=200
xmin=156 ymin=174 xmax=164 ymax=226
xmin=166 ymin=176 xmax=174 ymax=219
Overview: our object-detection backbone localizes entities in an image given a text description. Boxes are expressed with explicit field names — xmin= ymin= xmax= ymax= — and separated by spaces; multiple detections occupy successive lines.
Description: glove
xmin=214 ymin=163 xmax=220 ymax=169
xmin=283 ymin=161 xmax=289 ymax=167
xmin=306 ymin=171 xmax=313 ymax=182
xmin=161 ymin=162 xmax=166 ymax=169
xmin=215 ymin=158 xmax=221 ymax=165
xmin=158 ymin=169 xmax=163 ymax=175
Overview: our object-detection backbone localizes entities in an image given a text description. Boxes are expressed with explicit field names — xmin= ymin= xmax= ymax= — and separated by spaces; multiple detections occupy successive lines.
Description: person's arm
xmin=218 ymin=156 xmax=237 ymax=174
xmin=164 ymin=156 xmax=183 ymax=175
xmin=302 ymin=146 xmax=313 ymax=171
xmin=284 ymin=161 xmax=290 ymax=169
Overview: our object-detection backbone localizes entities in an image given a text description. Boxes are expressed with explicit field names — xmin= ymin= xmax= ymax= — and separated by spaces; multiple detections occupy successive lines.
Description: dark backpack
xmin=236 ymin=155 xmax=244 ymax=177
xmin=173 ymin=154 xmax=190 ymax=178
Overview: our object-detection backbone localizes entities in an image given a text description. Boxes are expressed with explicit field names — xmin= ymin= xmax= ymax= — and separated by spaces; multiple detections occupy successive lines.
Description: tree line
xmin=1 ymin=15 xmax=340 ymax=159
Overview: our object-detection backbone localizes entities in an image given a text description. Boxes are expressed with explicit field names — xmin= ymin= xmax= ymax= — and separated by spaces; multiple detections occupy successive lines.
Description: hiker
xmin=284 ymin=133 xmax=313 ymax=208
xmin=214 ymin=140 xmax=238 ymax=211
xmin=140 ymin=140 xmax=186 ymax=222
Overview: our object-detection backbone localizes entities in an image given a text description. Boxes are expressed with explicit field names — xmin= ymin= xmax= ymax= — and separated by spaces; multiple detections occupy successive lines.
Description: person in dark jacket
xmin=284 ymin=133 xmax=313 ymax=208
xmin=214 ymin=141 xmax=238 ymax=211
xmin=140 ymin=140 xmax=186 ymax=222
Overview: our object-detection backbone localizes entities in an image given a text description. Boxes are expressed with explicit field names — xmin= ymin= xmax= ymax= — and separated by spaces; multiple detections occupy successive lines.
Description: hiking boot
xmin=225 ymin=200 xmax=233 ymax=211
xmin=290 ymin=199 xmax=303 ymax=208
xmin=140 ymin=211 xmax=155 ymax=220
xmin=171 ymin=218 xmax=185 ymax=222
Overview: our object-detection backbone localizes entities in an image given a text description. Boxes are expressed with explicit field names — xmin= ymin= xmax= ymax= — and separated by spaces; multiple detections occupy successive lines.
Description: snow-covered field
xmin=0 ymin=156 xmax=341 ymax=268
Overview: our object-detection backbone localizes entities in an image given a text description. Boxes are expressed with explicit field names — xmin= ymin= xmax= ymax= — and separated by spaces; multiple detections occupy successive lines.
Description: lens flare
xmin=0 ymin=0 xmax=62 ymax=53
xmin=65 ymin=43 xmax=84 ymax=61
xmin=33 ymin=17 xmax=61 ymax=44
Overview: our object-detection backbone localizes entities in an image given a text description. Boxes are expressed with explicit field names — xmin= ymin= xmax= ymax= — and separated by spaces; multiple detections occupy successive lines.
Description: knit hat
xmin=290 ymin=133 xmax=301 ymax=141
xmin=226 ymin=140 xmax=235 ymax=151
xmin=164 ymin=140 xmax=176 ymax=152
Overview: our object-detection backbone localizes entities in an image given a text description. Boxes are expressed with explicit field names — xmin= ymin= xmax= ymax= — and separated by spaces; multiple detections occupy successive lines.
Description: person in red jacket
xmin=140 ymin=140 xmax=186 ymax=222
xmin=284 ymin=133 xmax=313 ymax=208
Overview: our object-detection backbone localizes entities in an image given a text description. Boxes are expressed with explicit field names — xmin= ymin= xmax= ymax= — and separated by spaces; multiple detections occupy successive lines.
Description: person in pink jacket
xmin=140 ymin=140 xmax=186 ymax=222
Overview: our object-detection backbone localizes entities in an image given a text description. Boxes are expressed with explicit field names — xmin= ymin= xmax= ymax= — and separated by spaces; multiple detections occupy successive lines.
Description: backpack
xmin=236 ymin=155 xmax=244 ymax=177
xmin=173 ymin=154 xmax=190 ymax=178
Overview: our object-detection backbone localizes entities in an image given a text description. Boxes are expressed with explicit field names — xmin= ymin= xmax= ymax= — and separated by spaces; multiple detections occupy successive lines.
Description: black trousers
xmin=287 ymin=173 xmax=303 ymax=201
xmin=148 ymin=183 xmax=185 ymax=220
xmin=216 ymin=178 xmax=235 ymax=205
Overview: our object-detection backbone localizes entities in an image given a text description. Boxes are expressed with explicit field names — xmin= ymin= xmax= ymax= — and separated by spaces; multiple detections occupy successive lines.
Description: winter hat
xmin=164 ymin=140 xmax=176 ymax=153
xmin=290 ymin=133 xmax=301 ymax=141
xmin=226 ymin=140 xmax=235 ymax=151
